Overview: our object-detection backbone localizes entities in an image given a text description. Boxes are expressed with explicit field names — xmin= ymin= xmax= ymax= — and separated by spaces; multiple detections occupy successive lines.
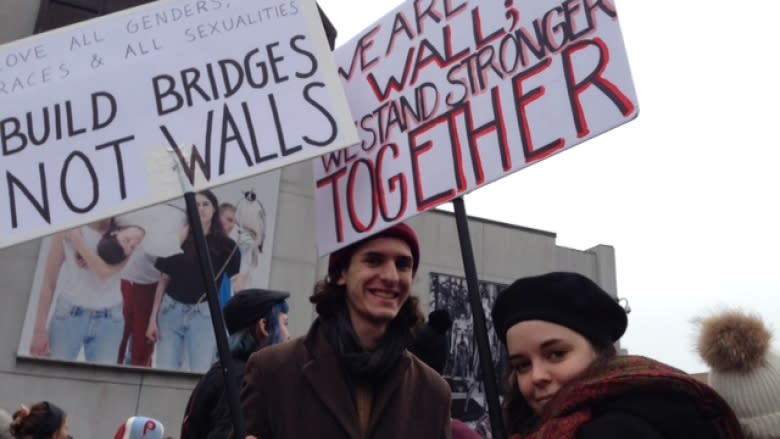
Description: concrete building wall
xmin=0 ymin=4 xmax=619 ymax=437
xmin=0 ymin=0 xmax=38 ymax=44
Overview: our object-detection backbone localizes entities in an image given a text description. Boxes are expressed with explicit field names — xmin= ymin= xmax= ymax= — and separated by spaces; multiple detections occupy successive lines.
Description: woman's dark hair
xmin=196 ymin=190 xmax=225 ymax=238
xmin=182 ymin=190 xmax=229 ymax=260
xmin=265 ymin=301 xmax=290 ymax=345
xmin=228 ymin=301 xmax=290 ymax=357
xmin=502 ymin=340 xmax=618 ymax=435
xmin=95 ymin=217 xmax=128 ymax=266
xmin=97 ymin=231 xmax=127 ymax=266
xmin=310 ymin=276 xmax=423 ymax=329
xmin=10 ymin=401 xmax=65 ymax=439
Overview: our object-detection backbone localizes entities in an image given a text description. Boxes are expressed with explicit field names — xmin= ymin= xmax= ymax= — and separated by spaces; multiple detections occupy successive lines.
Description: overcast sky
xmin=316 ymin=0 xmax=780 ymax=373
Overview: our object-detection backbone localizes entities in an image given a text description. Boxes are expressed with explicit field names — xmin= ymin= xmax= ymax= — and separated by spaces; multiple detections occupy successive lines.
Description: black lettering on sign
xmin=7 ymin=163 xmax=50 ymax=229
xmin=60 ymin=151 xmax=99 ymax=214
xmin=5 ymin=134 xmax=135 ymax=229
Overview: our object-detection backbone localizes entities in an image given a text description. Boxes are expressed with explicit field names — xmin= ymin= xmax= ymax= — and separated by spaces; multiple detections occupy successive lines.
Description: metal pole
xmin=452 ymin=197 xmax=506 ymax=439
xmin=183 ymin=193 xmax=246 ymax=439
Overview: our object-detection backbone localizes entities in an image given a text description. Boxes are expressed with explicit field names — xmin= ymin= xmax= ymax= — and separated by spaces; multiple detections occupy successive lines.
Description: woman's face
xmin=337 ymin=237 xmax=414 ymax=334
xmin=114 ymin=226 xmax=145 ymax=256
xmin=257 ymin=312 xmax=290 ymax=343
xmin=506 ymin=320 xmax=598 ymax=414
xmin=220 ymin=208 xmax=237 ymax=235
xmin=196 ymin=194 xmax=216 ymax=225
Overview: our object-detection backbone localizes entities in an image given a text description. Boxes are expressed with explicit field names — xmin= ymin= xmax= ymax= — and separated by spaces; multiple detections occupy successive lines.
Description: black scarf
xmin=321 ymin=304 xmax=411 ymax=385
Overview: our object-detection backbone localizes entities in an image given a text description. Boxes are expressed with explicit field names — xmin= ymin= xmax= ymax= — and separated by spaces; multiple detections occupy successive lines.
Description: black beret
xmin=491 ymin=272 xmax=627 ymax=346
xmin=223 ymin=289 xmax=290 ymax=334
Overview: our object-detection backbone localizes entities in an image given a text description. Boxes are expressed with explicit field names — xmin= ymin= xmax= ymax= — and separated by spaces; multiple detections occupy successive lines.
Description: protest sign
xmin=0 ymin=0 xmax=357 ymax=248
xmin=314 ymin=0 xmax=638 ymax=255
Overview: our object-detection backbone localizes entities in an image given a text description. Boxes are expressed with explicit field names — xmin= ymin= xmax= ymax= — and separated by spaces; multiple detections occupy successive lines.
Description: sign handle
xmin=170 ymin=149 xmax=246 ymax=439
xmin=452 ymin=197 xmax=507 ymax=439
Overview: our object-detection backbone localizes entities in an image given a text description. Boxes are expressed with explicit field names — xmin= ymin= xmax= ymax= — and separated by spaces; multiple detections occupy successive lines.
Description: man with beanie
xmin=409 ymin=310 xmax=482 ymax=439
xmin=696 ymin=309 xmax=780 ymax=438
xmin=240 ymin=223 xmax=452 ymax=439
xmin=182 ymin=288 xmax=290 ymax=439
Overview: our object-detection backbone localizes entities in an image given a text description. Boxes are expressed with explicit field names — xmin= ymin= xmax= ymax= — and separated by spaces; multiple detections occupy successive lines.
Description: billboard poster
xmin=429 ymin=272 xmax=508 ymax=434
xmin=17 ymin=170 xmax=281 ymax=373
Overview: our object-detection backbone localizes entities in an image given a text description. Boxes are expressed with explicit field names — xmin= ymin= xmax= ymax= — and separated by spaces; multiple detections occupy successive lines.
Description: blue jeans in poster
xmin=155 ymin=294 xmax=215 ymax=373
xmin=48 ymin=295 xmax=124 ymax=364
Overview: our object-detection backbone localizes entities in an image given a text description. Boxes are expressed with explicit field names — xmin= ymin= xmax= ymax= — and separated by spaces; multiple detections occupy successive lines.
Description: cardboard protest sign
xmin=0 ymin=0 xmax=357 ymax=248
xmin=314 ymin=0 xmax=638 ymax=255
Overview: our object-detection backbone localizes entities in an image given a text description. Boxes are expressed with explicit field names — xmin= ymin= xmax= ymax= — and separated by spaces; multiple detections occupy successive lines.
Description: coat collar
xmin=301 ymin=319 xmax=411 ymax=439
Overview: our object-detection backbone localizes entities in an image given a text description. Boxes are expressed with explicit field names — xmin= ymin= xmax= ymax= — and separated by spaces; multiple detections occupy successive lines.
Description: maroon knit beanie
xmin=327 ymin=223 xmax=420 ymax=277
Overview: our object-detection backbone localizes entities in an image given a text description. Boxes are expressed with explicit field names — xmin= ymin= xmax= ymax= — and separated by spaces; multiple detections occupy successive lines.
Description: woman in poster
xmin=145 ymin=190 xmax=241 ymax=373
xmin=113 ymin=204 xmax=186 ymax=368
xmin=220 ymin=189 xmax=267 ymax=292
xmin=29 ymin=218 xmax=145 ymax=364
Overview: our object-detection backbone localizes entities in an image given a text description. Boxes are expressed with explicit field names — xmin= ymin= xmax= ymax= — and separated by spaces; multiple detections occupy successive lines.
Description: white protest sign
xmin=0 ymin=0 xmax=358 ymax=248
xmin=313 ymin=0 xmax=638 ymax=255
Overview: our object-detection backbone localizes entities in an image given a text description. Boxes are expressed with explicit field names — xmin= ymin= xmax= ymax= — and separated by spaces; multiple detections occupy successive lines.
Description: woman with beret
xmin=491 ymin=271 xmax=745 ymax=439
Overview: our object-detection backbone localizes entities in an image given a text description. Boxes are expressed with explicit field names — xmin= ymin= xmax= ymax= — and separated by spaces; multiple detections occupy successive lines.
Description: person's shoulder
xmin=577 ymin=411 xmax=665 ymax=439
xmin=451 ymin=419 xmax=482 ymax=439
xmin=406 ymin=352 xmax=451 ymax=397
xmin=586 ymin=390 xmax=720 ymax=438
xmin=247 ymin=336 xmax=306 ymax=371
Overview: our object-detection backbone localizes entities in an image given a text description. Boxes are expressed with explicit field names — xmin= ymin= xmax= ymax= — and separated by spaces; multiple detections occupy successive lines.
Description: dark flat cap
xmin=223 ymin=289 xmax=290 ymax=334
xmin=491 ymin=272 xmax=627 ymax=346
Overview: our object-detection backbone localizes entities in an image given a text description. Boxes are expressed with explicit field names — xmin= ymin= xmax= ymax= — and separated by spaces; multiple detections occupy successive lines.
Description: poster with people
xmin=429 ymin=272 xmax=508 ymax=433
xmin=17 ymin=171 xmax=281 ymax=374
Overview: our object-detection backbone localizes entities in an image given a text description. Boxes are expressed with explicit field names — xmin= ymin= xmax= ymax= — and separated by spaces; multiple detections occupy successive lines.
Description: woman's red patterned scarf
xmin=513 ymin=355 xmax=743 ymax=439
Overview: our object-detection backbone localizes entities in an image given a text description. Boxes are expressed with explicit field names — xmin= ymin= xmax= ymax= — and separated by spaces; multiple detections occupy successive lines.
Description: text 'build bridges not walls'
xmin=313 ymin=0 xmax=638 ymax=255
xmin=0 ymin=0 xmax=357 ymax=248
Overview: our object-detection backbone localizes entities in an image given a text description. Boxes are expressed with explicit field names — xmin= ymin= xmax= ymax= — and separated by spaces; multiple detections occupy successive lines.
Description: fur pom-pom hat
xmin=696 ymin=309 xmax=780 ymax=438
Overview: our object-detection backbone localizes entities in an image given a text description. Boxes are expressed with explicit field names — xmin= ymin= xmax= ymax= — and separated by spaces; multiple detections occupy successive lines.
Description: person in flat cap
xmin=492 ymin=271 xmax=744 ymax=439
xmin=240 ymin=223 xmax=452 ymax=439
xmin=181 ymin=289 xmax=290 ymax=439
